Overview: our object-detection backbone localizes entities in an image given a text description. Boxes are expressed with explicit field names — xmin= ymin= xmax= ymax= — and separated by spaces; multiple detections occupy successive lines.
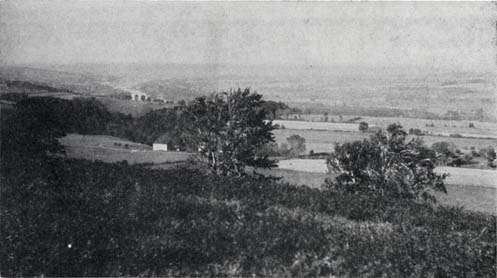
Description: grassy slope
xmin=2 ymin=157 xmax=495 ymax=277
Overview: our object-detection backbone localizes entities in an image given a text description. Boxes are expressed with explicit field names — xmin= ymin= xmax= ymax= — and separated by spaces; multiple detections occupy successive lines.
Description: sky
xmin=0 ymin=1 xmax=496 ymax=72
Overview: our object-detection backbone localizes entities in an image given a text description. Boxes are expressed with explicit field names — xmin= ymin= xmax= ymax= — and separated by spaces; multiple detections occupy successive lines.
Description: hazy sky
xmin=1 ymin=1 xmax=495 ymax=72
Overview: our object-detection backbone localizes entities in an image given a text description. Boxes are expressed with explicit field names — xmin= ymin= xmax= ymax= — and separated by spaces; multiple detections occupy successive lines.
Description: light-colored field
xmin=274 ymin=128 xmax=497 ymax=154
xmin=262 ymin=167 xmax=496 ymax=215
xmin=437 ymin=167 xmax=497 ymax=189
xmin=358 ymin=116 xmax=497 ymax=138
xmin=274 ymin=129 xmax=368 ymax=153
xmin=276 ymin=116 xmax=497 ymax=138
xmin=277 ymin=159 xmax=497 ymax=188
xmin=273 ymin=120 xmax=360 ymax=131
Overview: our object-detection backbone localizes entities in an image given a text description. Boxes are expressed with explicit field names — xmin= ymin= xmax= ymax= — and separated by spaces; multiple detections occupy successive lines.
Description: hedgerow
xmin=1 ymin=155 xmax=495 ymax=277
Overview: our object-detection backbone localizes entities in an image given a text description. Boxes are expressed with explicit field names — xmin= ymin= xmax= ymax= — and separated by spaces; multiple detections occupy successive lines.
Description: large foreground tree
xmin=182 ymin=88 xmax=277 ymax=176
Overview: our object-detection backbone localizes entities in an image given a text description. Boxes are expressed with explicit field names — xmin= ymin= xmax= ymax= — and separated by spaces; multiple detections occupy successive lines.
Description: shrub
xmin=408 ymin=128 xmax=424 ymax=135
xmin=286 ymin=134 xmax=306 ymax=157
xmin=483 ymin=147 xmax=496 ymax=168
xmin=325 ymin=124 xmax=446 ymax=202
xmin=431 ymin=141 xmax=458 ymax=165
xmin=358 ymin=121 xmax=369 ymax=132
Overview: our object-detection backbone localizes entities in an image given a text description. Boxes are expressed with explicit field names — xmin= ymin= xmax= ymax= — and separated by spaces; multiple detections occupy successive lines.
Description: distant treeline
xmin=288 ymin=105 xmax=496 ymax=122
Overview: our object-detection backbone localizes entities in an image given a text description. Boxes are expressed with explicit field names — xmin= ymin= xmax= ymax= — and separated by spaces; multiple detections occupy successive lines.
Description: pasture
xmin=275 ymin=116 xmax=497 ymax=138
xmin=276 ymin=158 xmax=497 ymax=188
xmin=264 ymin=163 xmax=497 ymax=215
xmin=60 ymin=134 xmax=151 ymax=150
xmin=60 ymin=134 xmax=190 ymax=165
xmin=274 ymin=127 xmax=497 ymax=154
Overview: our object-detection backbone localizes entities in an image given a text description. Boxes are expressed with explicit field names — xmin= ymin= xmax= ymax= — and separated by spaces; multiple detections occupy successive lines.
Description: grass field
xmin=273 ymin=120 xmax=360 ymax=131
xmin=261 ymin=167 xmax=496 ymax=215
xmin=276 ymin=158 xmax=497 ymax=187
xmin=275 ymin=116 xmax=497 ymax=138
xmin=60 ymin=134 xmax=151 ymax=150
xmin=64 ymin=146 xmax=190 ymax=165
xmin=274 ymin=128 xmax=497 ymax=154
xmin=60 ymin=134 xmax=190 ymax=165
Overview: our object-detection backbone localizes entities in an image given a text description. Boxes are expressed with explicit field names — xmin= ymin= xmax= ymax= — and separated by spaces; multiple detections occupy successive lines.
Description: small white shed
xmin=153 ymin=143 xmax=168 ymax=151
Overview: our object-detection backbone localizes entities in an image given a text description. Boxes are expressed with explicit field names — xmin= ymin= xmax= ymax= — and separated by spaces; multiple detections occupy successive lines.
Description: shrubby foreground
xmin=1 ymin=155 xmax=495 ymax=277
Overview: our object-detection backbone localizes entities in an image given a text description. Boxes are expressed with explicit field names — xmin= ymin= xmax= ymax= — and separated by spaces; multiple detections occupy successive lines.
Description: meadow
xmin=275 ymin=116 xmax=497 ymax=138
xmin=274 ymin=123 xmax=497 ymax=154
xmin=60 ymin=134 xmax=190 ymax=165
xmin=276 ymin=158 xmax=497 ymax=188
xmin=262 ymin=166 xmax=497 ymax=215
xmin=63 ymin=146 xmax=190 ymax=165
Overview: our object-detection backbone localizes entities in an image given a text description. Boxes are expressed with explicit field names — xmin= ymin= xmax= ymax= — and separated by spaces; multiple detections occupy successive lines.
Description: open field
xmin=358 ymin=116 xmax=497 ymax=138
xmin=64 ymin=146 xmax=190 ymax=165
xmin=274 ymin=129 xmax=367 ymax=153
xmin=60 ymin=134 xmax=190 ymax=165
xmin=437 ymin=166 xmax=497 ymax=188
xmin=274 ymin=128 xmax=497 ymax=154
xmin=277 ymin=158 xmax=497 ymax=188
xmin=261 ymin=167 xmax=496 ymax=215
xmin=273 ymin=120 xmax=360 ymax=131
xmin=60 ymin=134 xmax=151 ymax=150
xmin=275 ymin=116 xmax=497 ymax=138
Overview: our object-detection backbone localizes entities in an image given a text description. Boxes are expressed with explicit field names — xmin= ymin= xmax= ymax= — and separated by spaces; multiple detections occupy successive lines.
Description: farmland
xmin=275 ymin=116 xmax=497 ymax=138
xmin=276 ymin=158 xmax=497 ymax=188
xmin=264 ymin=161 xmax=497 ymax=215
xmin=274 ymin=128 xmax=497 ymax=154
xmin=273 ymin=117 xmax=497 ymax=161
xmin=60 ymin=134 xmax=190 ymax=165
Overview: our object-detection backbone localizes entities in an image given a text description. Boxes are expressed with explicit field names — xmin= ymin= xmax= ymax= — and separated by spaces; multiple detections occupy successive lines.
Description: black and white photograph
xmin=1 ymin=1 xmax=496 ymax=276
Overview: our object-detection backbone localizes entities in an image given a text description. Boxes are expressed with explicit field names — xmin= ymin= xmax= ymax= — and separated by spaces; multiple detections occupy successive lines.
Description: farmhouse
xmin=153 ymin=143 xmax=168 ymax=151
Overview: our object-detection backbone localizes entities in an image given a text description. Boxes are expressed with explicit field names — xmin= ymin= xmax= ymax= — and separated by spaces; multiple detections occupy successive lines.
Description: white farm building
xmin=153 ymin=143 xmax=168 ymax=151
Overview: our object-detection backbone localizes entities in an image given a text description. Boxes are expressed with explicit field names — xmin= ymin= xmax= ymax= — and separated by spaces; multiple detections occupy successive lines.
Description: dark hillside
xmin=1 ymin=155 xmax=495 ymax=277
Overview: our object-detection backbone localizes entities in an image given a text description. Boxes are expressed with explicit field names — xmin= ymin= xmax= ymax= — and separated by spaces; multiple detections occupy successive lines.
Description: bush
xmin=286 ymin=134 xmax=306 ymax=157
xmin=408 ymin=128 xmax=424 ymax=135
xmin=432 ymin=141 xmax=458 ymax=165
xmin=326 ymin=124 xmax=446 ymax=202
xmin=358 ymin=121 xmax=369 ymax=132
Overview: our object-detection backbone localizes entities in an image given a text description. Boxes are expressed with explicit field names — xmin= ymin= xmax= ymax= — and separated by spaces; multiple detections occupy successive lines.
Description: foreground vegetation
xmin=1 ymin=155 xmax=496 ymax=277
